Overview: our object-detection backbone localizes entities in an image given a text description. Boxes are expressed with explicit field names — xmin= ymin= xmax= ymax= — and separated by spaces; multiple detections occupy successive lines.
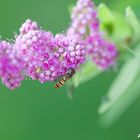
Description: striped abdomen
xmin=54 ymin=75 xmax=69 ymax=88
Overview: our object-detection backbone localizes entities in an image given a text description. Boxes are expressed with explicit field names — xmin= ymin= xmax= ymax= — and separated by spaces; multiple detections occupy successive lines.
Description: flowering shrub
xmin=0 ymin=0 xmax=118 ymax=89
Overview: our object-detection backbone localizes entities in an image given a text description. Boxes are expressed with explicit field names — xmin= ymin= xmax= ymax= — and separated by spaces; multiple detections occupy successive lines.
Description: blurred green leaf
xmin=98 ymin=3 xmax=113 ymax=23
xmin=98 ymin=3 xmax=132 ymax=42
xmin=99 ymin=72 xmax=140 ymax=128
xmin=126 ymin=7 xmax=140 ymax=34
xmin=118 ymin=46 xmax=135 ymax=62
xmin=66 ymin=61 xmax=101 ymax=99
xmin=126 ymin=7 xmax=140 ymax=45
xmin=98 ymin=3 xmax=114 ymax=35
xmin=98 ymin=43 xmax=140 ymax=127
xmin=66 ymin=81 xmax=75 ymax=99
xmin=72 ymin=61 xmax=101 ymax=88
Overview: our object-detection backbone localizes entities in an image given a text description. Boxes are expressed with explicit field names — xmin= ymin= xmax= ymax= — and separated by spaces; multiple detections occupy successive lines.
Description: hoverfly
xmin=54 ymin=68 xmax=75 ymax=88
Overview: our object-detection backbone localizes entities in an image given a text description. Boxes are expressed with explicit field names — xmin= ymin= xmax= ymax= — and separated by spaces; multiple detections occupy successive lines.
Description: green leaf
xmin=98 ymin=3 xmax=114 ymax=35
xmin=66 ymin=61 xmax=102 ymax=98
xmin=98 ymin=3 xmax=132 ymax=42
xmin=112 ymin=13 xmax=132 ymax=42
xmin=126 ymin=7 xmax=140 ymax=34
xmin=118 ymin=46 xmax=135 ymax=62
xmin=98 ymin=3 xmax=113 ymax=23
xmin=99 ymin=73 xmax=140 ymax=128
xmin=66 ymin=80 xmax=75 ymax=99
xmin=72 ymin=61 xmax=101 ymax=88
xmin=98 ymin=44 xmax=140 ymax=127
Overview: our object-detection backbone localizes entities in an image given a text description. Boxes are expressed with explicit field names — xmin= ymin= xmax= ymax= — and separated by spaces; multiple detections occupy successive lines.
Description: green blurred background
xmin=0 ymin=0 xmax=140 ymax=140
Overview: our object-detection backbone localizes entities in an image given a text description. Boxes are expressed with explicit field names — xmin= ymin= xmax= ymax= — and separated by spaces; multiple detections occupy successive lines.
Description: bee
xmin=54 ymin=68 xmax=75 ymax=88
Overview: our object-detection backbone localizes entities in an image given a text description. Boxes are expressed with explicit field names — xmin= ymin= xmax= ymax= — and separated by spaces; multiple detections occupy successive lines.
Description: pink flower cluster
xmin=0 ymin=41 xmax=24 ymax=89
xmin=0 ymin=0 xmax=118 ymax=89
xmin=87 ymin=34 xmax=117 ymax=69
xmin=14 ymin=19 xmax=85 ymax=83
xmin=67 ymin=0 xmax=99 ymax=36
xmin=0 ymin=19 xmax=85 ymax=89
xmin=67 ymin=0 xmax=118 ymax=69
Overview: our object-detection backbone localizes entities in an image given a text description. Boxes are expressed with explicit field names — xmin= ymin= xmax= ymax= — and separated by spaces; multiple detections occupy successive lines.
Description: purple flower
xmin=14 ymin=19 xmax=85 ymax=83
xmin=0 ymin=41 xmax=24 ymax=89
xmin=15 ymin=23 xmax=55 ymax=82
xmin=87 ymin=33 xmax=118 ymax=69
xmin=53 ymin=34 xmax=85 ymax=70
xmin=0 ymin=0 xmax=119 ymax=90
xmin=67 ymin=0 xmax=118 ymax=69
xmin=19 ymin=19 xmax=40 ymax=35
xmin=67 ymin=0 xmax=99 ymax=37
